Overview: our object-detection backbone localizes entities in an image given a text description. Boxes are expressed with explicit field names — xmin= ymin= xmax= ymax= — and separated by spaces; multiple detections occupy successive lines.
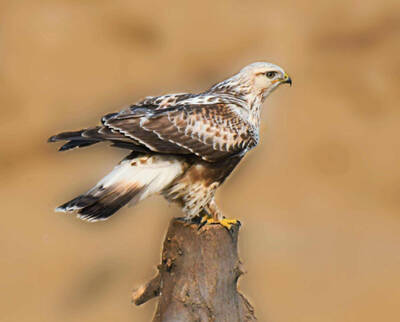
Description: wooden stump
xmin=133 ymin=218 xmax=257 ymax=322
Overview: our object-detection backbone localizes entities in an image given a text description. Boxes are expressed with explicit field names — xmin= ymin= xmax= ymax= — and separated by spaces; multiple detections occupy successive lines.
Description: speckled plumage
xmin=49 ymin=62 xmax=291 ymax=221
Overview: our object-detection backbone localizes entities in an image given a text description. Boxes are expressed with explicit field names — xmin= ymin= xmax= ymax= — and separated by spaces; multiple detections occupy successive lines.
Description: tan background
xmin=1 ymin=0 xmax=400 ymax=321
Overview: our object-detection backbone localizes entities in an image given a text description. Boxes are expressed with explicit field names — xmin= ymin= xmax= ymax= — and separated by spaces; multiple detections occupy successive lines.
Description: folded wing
xmin=103 ymin=103 xmax=257 ymax=161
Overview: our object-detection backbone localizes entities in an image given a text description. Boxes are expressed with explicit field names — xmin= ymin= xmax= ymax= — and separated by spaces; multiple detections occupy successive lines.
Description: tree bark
xmin=133 ymin=218 xmax=257 ymax=322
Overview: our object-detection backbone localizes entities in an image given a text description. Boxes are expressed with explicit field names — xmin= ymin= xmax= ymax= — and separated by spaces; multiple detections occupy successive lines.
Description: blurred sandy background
xmin=1 ymin=0 xmax=400 ymax=321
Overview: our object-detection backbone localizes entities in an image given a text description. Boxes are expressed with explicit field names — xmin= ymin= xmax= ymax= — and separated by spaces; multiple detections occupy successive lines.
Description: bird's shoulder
xmin=103 ymin=91 xmax=250 ymax=121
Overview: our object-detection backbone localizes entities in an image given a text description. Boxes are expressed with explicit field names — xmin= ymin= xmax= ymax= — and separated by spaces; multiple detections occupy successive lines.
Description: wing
xmin=103 ymin=103 xmax=258 ymax=162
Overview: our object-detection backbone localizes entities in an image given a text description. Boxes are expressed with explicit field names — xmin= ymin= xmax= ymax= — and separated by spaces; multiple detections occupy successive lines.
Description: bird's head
xmin=211 ymin=62 xmax=291 ymax=105
xmin=238 ymin=62 xmax=291 ymax=99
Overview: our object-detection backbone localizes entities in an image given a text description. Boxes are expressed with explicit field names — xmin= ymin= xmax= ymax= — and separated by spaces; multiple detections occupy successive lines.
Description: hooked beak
xmin=282 ymin=73 xmax=292 ymax=86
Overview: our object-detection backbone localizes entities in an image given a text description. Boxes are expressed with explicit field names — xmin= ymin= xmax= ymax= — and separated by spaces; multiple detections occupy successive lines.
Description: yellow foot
xmin=206 ymin=218 xmax=240 ymax=230
xmin=195 ymin=213 xmax=212 ymax=230
xmin=200 ymin=214 xmax=210 ymax=224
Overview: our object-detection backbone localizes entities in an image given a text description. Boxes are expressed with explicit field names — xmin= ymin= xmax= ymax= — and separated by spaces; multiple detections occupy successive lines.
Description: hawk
xmin=49 ymin=62 xmax=291 ymax=229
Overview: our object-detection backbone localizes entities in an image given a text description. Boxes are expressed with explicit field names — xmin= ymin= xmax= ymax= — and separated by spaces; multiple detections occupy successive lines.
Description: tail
xmin=56 ymin=154 xmax=184 ymax=221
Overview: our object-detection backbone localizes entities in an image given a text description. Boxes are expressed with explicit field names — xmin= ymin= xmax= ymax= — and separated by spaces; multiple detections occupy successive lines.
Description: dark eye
xmin=266 ymin=71 xmax=277 ymax=79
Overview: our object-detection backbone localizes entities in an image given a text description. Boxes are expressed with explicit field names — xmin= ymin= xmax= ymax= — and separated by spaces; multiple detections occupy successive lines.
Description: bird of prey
xmin=49 ymin=62 xmax=291 ymax=229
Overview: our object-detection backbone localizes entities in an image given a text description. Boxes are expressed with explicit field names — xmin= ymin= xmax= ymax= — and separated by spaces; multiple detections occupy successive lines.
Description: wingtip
xmin=48 ymin=135 xmax=57 ymax=143
xmin=58 ymin=145 xmax=70 ymax=152
xmin=55 ymin=206 xmax=66 ymax=213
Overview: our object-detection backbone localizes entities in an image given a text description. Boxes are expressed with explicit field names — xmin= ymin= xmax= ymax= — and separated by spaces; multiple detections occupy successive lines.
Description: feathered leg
xmin=205 ymin=199 xmax=223 ymax=220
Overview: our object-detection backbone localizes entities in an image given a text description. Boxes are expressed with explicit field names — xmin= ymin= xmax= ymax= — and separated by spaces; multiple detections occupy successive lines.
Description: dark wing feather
xmin=104 ymin=113 xmax=191 ymax=155
xmin=104 ymin=103 xmax=257 ymax=161
xmin=49 ymin=93 xmax=257 ymax=159
xmin=49 ymin=125 xmax=148 ymax=152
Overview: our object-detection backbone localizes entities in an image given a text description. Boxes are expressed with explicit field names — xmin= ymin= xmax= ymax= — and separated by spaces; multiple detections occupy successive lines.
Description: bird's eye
xmin=266 ymin=71 xmax=277 ymax=79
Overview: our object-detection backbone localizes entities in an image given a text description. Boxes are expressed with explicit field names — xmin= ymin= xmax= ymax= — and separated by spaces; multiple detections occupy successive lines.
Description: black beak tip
xmin=286 ymin=77 xmax=292 ymax=86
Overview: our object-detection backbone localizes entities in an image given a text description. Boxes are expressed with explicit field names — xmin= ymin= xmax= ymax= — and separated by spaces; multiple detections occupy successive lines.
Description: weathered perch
xmin=133 ymin=218 xmax=256 ymax=321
